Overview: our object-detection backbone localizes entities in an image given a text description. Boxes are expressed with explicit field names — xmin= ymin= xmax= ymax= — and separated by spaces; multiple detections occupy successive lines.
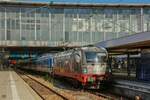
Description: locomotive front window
xmin=85 ymin=52 xmax=106 ymax=63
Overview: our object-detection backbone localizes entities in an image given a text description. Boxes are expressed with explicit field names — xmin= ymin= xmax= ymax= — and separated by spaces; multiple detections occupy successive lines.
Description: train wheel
xmin=72 ymin=80 xmax=82 ymax=90
xmin=73 ymin=80 xmax=79 ymax=88
xmin=80 ymin=84 xmax=86 ymax=91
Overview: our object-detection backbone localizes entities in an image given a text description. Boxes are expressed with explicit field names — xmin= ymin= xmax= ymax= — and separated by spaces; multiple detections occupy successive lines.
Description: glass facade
xmin=0 ymin=3 xmax=149 ymax=46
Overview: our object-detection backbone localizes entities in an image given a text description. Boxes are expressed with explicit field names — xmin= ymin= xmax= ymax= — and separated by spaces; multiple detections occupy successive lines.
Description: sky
xmin=28 ymin=0 xmax=150 ymax=3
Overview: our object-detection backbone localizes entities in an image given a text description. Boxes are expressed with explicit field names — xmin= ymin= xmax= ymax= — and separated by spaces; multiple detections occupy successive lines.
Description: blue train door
xmin=48 ymin=57 xmax=53 ymax=73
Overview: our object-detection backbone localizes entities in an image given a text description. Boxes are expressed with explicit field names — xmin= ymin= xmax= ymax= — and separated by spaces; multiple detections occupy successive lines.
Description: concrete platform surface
xmin=0 ymin=70 xmax=42 ymax=100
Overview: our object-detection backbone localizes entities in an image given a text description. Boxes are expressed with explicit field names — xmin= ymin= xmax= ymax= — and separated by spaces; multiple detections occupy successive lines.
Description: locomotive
xmin=52 ymin=46 xmax=111 ymax=89
xmin=20 ymin=46 xmax=111 ymax=89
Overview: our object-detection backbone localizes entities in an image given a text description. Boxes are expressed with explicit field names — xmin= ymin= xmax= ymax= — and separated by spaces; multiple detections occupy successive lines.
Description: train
xmin=20 ymin=54 xmax=54 ymax=73
xmin=52 ymin=46 xmax=110 ymax=88
xmin=20 ymin=46 xmax=111 ymax=89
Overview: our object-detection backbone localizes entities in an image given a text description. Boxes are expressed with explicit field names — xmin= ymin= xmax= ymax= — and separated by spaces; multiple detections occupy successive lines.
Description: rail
xmin=16 ymin=69 xmax=122 ymax=100
xmin=17 ymin=71 xmax=69 ymax=100
xmin=86 ymin=89 xmax=119 ymax=100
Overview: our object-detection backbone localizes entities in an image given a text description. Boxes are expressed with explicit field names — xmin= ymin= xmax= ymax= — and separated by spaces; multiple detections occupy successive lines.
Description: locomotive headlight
xmin=106 ymin=67 xmax=112 ymax=73
xmin=109 ymin=68 xmax=112 ymax=73
xmin=82 ymin=68 xmax=88 ymax=73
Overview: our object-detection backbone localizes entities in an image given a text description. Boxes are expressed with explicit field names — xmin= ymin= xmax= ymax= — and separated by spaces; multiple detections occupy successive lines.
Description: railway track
xmin=17 ymin=71 xmax=69 ymax=100
xmin=91 ymin=92 xmax=116 ymax=100
xmin=86 ymin=89 xmax=119 ymax=100
xmin=17 ymin=70 xmax=121 ymax=100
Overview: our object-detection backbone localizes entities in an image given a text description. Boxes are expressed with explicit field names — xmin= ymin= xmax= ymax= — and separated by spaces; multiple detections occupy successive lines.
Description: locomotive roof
xmin=81 ymin=46 xmax=106 ymax=52
xmin=54 ymin=46 xmax=107 ymax=57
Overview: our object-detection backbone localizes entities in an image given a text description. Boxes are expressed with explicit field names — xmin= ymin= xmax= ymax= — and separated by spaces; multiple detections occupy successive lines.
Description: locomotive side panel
xmin=53 ymin=50 xmax=83 ymax=78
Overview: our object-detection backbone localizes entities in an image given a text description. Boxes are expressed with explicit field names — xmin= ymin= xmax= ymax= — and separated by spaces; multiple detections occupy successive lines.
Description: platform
xmin=0 ymin=70 xmax=42 ymax=100
xmin=112 ymin=79 xmax=150 ymax=99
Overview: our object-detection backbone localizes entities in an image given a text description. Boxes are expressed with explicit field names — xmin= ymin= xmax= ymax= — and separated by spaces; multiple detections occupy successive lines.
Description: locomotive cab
xmin=80 ymin=47 xmax=110 ymax=88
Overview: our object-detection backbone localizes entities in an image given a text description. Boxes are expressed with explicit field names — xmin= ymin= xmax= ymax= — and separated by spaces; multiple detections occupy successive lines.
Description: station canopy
xmin=96 ymin=32 xmax=150 ymax=54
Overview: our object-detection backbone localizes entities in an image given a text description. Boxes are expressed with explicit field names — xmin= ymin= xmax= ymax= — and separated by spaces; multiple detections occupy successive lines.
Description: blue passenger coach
xmin=35 ymin=54 xmax=54 ymax=73
xmin=21 ymin=54 xmax=54 ymax=73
